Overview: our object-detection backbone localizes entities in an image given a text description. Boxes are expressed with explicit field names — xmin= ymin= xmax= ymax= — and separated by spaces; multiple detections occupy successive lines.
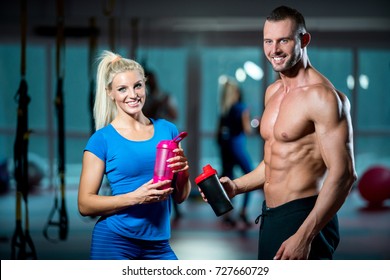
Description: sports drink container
xmin=153 ymin=132 xmax=188 ymax=189
xmin=195 ymin=164 xmax=234 ymax=216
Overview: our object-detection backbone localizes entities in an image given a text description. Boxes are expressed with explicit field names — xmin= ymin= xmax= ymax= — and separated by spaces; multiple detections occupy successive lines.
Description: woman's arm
xmin=78 ymin=151 xmax=173 ymax=217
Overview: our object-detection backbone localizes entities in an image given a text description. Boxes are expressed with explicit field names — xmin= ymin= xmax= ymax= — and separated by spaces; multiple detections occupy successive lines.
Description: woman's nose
xmin=127 ymin=89 xmax=137 ymax=98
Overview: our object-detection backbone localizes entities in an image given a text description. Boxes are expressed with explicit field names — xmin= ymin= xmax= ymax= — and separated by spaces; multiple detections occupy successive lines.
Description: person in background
xmin=143 ymin=71 xmax=178 ymax=122
xmin=216 ymin=78 xmax=255 ymax=228
xmin=142 ymin=70 xmax=182 ymax=220
xmin=199 ymin=6 xmax=357 ymax=259
xmin=78 ymin=50 xmax=191 ymax=260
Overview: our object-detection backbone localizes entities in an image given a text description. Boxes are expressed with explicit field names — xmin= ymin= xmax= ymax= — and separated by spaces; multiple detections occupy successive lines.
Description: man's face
xmin=263 ymin=18 xmax=302 ymax=73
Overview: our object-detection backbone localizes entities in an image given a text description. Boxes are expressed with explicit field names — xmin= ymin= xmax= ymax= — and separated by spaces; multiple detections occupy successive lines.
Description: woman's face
xmin=109 ymin=70 xmax=146 ymax=116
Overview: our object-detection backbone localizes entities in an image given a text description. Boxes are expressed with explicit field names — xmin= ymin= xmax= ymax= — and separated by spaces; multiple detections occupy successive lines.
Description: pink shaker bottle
xmin=153 ymin=132 xmax=188 ymax=189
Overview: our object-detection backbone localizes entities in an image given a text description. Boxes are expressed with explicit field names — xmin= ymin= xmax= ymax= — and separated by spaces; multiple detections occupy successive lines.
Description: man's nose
xmin=272 ymin=42 xmax=281 ymax=53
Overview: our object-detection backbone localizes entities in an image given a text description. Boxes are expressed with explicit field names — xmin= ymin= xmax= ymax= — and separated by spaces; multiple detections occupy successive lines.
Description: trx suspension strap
xmin=11 ymin=0 xmax=37 ymax=260
xmin=43 ymin=0 xmax=68 ymax=241
xmin=88 ymin=17 xmax=97 ymax=135
xmin=130 ymin=18 xmax=139 ymax=60
xmin=103 ymin=0 xmax=116 ymax=52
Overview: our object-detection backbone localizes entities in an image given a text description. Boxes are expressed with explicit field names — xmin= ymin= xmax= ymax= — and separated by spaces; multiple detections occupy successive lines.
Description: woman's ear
xmin=106 ymin=88 xmax=114 ymax=100
xmin=301 ymin=32 xmax=311 ymax=48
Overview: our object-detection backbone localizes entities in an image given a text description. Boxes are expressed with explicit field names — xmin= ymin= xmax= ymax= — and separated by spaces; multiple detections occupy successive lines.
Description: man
xmin=200 ymin=6 xmax=357 ymax=260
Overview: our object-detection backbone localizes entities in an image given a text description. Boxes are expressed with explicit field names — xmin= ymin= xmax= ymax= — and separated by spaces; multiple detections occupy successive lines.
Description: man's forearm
xmin=234 ymin=160 xmax=265 ymax=194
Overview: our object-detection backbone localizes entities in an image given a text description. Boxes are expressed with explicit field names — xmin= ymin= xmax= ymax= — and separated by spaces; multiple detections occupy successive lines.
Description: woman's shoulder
xmin=152 ymin=118 xmax=179 ymax=137
xmin=93 ymin=124 xmax=113 ymax=135
xmin=234 ymin=101 xmax=247 ymax=111
xmin=152 ymin=118 xmax=176 ymax=129
xmin=88 ymin=124 xmax=115 ymax=142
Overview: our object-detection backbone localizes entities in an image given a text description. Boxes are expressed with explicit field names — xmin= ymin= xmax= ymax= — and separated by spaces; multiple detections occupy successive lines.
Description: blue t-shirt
xmin=218 ymin=102 xmax=247 ymax=142
xmin=84 ymin=118 xmax=178 ymax=240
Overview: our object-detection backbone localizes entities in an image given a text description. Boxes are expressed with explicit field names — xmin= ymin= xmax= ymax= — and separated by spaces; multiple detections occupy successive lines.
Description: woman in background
xmin=217 ymin=78 xmax=254 ymax=227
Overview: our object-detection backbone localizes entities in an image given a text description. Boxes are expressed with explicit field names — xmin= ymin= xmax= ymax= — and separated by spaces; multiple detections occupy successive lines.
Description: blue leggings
xmin=220 ymin=134 xmax=253 ymax=209
xmin=90 ymin=218 xmax=178 ymax=260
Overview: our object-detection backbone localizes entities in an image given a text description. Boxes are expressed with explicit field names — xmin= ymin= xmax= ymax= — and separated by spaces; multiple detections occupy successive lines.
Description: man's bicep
xmin=312 ymin=92 xmax=353 ymax=171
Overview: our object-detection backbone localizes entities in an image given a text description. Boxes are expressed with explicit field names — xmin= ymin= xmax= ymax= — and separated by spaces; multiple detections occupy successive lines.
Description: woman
xmin=217 ymin=78 xmax=254 ymax=227
xmin=78 ymin=50 xmax=191 ymax=259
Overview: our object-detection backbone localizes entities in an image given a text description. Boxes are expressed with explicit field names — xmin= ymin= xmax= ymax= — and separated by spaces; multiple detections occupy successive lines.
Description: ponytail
xmin=93 ymin=50 xmax=146 ymax=130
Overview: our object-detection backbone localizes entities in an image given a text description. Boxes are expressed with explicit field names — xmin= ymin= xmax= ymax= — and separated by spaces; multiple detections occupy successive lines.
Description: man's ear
xmin=301 ymin=32 xmax=311 ymax=48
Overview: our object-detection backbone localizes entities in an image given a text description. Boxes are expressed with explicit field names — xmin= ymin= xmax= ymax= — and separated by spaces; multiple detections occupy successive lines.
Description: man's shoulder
xmin=304 ymin=68 xmax=346 ymax=98
xmin=265 ymin=79 xmax=283 ymax=102
xmin=303 ymin=82 xmax=348 ymax=105
xmin=267 ymin=78 xmax=283 ymax=91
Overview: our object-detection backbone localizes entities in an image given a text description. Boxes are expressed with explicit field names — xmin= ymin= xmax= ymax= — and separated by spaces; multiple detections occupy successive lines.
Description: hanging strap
xmin=55 ymin=0 xmax=64 ymax=79
xmin=44 ymin=0 xmax=68 ymax=242
xmin=11 ymin=0 xmax=37 ymax=259
xmin=130 ymin=18 xmax=139 ymax=59
xmin=102 ymin=0 xmax=116 ymax=51
xmin=88 ymin=17 xmax=98 ymax=134
xmin=20 ymin=0 xmax=27 ymax=77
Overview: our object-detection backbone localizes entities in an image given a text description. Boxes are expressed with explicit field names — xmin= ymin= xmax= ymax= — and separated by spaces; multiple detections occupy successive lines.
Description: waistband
xmin=262 ymin=195 xmax=318 ymax=216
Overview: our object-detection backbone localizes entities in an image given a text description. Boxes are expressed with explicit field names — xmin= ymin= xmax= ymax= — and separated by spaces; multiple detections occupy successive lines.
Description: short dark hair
xmin=266 ymin=6 xmax=307 ymax=33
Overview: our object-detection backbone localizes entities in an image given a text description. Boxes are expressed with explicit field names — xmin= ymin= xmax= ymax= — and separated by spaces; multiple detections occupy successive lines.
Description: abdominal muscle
xmin=263 ymin=137 xmax=326 ymax=208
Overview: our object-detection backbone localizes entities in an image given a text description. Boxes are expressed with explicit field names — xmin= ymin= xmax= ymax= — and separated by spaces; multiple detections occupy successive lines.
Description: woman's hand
xmin=169 ymin=147 xmax=191 ymax=203
xmin=132 ymin=179 xmax=173 ymax=204
xmin=168 ymin=147 xmax=189 ymax=174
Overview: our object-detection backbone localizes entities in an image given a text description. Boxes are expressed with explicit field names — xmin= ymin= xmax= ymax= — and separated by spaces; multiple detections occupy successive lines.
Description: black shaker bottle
xmin=195 ymin=164 xmax=233 ymax=216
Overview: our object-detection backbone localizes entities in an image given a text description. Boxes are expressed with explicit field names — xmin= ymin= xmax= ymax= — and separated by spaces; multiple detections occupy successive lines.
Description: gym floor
xmin=0 ymin=185 xmax=389 ymax=260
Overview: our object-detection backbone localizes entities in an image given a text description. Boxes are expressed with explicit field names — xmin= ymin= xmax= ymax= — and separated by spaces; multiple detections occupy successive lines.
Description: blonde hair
xmin=94 ymin=50 xmax=146 ymax=130
xmin=220 ymin=79 xmax=240 ymax=116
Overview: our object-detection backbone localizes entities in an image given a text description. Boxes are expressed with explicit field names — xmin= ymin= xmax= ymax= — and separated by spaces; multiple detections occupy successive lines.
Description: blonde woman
xmin=217 ymin=79 xmax=254 ymax=227
xmin=78 ymin=50 xmax=191 ymax=259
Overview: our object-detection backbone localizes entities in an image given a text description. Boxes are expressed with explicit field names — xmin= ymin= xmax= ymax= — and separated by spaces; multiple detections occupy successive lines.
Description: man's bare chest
xmin=260 ymin=92 xmax=314 ymax=142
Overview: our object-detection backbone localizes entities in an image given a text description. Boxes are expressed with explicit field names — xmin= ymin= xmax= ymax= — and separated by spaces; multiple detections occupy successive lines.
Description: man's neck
xmin=279 ymin=55 xmax=311 ymax=90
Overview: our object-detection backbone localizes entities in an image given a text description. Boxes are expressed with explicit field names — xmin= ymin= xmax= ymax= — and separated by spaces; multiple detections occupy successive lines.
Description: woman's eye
xmin=118 ymin=87 xmax=126 ymax=92
xmin=134 ymin=83 xmax=142 ymax=89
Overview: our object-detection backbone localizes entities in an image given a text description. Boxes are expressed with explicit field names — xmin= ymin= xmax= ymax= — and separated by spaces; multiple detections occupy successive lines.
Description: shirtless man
xmin=200 ymin=6 xmax=357 ymax=260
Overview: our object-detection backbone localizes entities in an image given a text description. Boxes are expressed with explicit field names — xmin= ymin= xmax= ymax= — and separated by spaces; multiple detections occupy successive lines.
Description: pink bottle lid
xmin=156 ymin=140 xmax=178 ymax=150
xmin=195 ymin=164 xmax=217 ymax=184
xmin=156 ymin=131 xmax=188 ymax=150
